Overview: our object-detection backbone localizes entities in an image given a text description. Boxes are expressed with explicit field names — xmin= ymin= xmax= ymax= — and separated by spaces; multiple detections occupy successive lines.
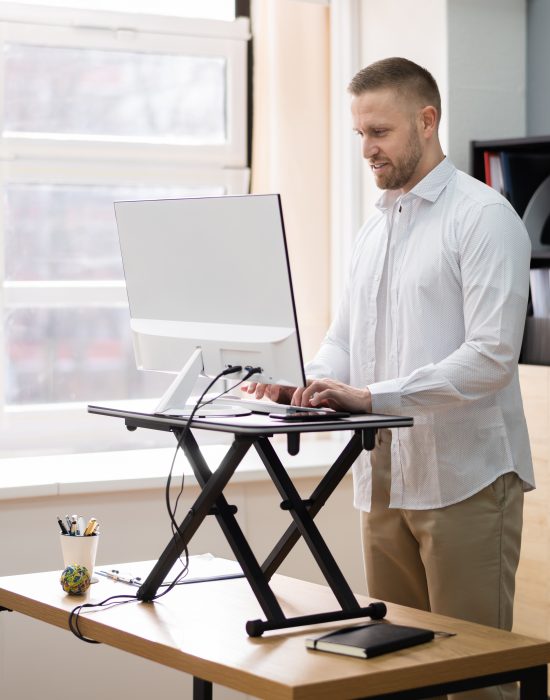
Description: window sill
xmin=0 ymin=433 xmax=350 ymax=501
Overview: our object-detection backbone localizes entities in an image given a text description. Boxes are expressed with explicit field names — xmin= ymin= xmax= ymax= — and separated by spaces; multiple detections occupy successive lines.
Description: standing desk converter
xmin=87 ymin=404 xmax=413 ymax=636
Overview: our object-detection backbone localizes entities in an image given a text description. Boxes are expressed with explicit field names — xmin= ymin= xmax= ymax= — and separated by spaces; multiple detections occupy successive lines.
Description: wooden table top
xmin=1 ymin=565 xmax=550 ymax=700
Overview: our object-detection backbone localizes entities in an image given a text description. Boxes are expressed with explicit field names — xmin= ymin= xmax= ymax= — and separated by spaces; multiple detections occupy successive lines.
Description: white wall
xmin=527 ymin=0 xmax=550 ymax=135
xmin=0 ymin=471 xmax=361 ymax=700
xmin=446 ymin=0 xmax=526 ymax=163
xmin=354 ymin=0 xmax=525 ymax=220
xmin=358 ymin=0 xmax=448 ymax=223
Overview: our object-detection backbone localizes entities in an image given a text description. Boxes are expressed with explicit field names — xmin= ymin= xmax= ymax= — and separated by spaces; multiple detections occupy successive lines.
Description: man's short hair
xmin=348 ymin=57 xmax=441 ymax=123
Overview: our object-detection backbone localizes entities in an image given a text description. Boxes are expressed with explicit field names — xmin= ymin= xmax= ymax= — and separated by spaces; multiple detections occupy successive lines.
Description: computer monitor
xmin=114 ymin=194 xmax=306 ymax=414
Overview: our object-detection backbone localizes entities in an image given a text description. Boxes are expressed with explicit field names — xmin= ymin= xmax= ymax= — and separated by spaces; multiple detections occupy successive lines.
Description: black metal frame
xmin=193 ymin=663 xmax=548 ymax=700
xmin=193 ymin=677 xmax=212 ymax=700
xmin=361 ymin=664 xmax=548 ymax=699
xmin=136 ymin=423 xmax=387 ymax=638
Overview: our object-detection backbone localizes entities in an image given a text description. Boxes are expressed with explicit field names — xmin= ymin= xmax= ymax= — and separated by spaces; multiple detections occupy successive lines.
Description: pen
xmin=57 ymin=516 xmax=68 ymax=535
xmin=84 ymin=518 xmax=97 ymax=536
xmin=97 ymin=570 xmax=141 ymax=586
xmin=69 ymin=517 xmax=78 ymax=536
xmin=77 ymin=516 xmax=86 ymax=536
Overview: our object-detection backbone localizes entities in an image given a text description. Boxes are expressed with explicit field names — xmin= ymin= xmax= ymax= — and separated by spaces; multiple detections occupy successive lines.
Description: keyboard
xmin=217 ymin=396 xmax=329 ymax=416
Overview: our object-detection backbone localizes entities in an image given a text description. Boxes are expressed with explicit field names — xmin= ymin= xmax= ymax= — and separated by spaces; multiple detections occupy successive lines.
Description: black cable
xmin=146 ymin=365 xmax=264 ymax=599
xmin=165 ymin=365 xmax=245 ymax=551
xmin=68 ymin=594 xmax=137 ymax=643
xmin=67 ymin=363 xmax=249 ymax=642
xmin=170 ymin=365 xmax=262 ymax=531
xmin=196 ymin=365 xmax=263 ymax=411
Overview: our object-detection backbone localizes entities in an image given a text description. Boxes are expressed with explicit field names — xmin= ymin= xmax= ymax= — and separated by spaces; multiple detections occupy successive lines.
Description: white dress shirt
xmin=306 ymin=157 xmax=534 ymax=511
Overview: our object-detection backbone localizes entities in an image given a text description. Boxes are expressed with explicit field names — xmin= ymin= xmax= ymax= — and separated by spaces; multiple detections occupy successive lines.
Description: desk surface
xmin=88 ymin=402 xmax=413 ymax=435
xmin=1 ymin=565 xmax=549 ymax=700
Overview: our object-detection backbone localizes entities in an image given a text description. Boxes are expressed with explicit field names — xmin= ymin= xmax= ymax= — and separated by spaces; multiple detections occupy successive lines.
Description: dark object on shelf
xmin=472 ymin=136 xmax=550 ymax=255
xmin=499 ymin=151 xmax=550 ymax=219
xmin=521 ymin=316 xmax=550 ymax=366
xmin=523 ymin=174 xmax=550 ymax=251
xmin=471 ymin=136 xmax=550 ymax=366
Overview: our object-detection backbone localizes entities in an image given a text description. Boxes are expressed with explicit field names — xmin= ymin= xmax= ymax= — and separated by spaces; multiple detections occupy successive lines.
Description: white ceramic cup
xmin=60 ymin=533 xmax=99 ymax=582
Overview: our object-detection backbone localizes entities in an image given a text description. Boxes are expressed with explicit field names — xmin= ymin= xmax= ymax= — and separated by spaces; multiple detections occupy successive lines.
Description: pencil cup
xmin=60 ymin=534 xmax=99 ymax=583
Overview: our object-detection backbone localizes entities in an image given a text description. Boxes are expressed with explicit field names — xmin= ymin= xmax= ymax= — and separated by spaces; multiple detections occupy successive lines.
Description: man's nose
xmin=362 ymin=137 xmax=378 ymax=160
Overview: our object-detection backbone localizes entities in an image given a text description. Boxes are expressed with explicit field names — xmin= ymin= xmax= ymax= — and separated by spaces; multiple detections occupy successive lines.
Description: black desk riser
xmin=88 ymin=404 xmax=413 ymax=638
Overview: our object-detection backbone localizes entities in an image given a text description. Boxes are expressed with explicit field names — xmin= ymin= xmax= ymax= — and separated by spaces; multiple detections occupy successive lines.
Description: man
xmin=246 ymin=57 xmax=534 ymax=700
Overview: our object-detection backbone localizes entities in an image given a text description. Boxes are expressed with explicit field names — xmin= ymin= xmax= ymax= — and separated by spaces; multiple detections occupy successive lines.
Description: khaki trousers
xmin=360 ymin=429 xmax=524 ymax=700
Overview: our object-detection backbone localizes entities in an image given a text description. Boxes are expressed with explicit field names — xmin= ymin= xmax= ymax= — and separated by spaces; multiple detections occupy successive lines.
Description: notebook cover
xmin=306 ymin=622 xmax=435 ymax=659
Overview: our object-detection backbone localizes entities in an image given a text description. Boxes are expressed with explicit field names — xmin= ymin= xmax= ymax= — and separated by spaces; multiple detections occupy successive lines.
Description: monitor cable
xmin=168 ymin=364 xmax=263 ymax=551
xmin=68 ymin=364 xmax=261 ymax=644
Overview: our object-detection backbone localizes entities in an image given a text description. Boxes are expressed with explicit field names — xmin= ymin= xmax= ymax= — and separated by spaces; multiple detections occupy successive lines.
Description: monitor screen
xmin=114 ymin=194 xmax=306 ymax=413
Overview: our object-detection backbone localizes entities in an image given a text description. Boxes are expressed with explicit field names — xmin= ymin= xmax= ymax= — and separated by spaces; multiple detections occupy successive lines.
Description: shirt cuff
xmin=368 ymin=379 xmax=403 ymax=414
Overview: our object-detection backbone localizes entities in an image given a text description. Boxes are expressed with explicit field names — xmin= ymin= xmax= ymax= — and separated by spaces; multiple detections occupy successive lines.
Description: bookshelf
xmin=471 ymin=135 xmax=550 ymax=266
xmin=471 ymin=135 xmax=550 ymax=183
xmin=471 ymin=136 xmax=550 ymax=368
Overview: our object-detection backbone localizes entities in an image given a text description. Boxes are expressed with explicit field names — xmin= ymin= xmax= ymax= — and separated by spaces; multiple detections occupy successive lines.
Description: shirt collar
xmin=375 ymin=156 xmax=456 ymax=212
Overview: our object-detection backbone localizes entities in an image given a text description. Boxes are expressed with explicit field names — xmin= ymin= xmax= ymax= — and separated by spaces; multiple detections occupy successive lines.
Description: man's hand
xmin=241 ymin=382 xmax=296 ymax=405
xmin=300 ymin=378 xmax=372 ymax=413
xmin=242 ymin=377 xmax=372 ymax=413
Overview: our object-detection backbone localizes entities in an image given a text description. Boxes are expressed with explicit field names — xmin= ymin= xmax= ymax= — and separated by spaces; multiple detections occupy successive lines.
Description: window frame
xmin=0 ymin=15 xmax=249 ymax=165
xmin=0 ymin=4 xmax=250 ymax=456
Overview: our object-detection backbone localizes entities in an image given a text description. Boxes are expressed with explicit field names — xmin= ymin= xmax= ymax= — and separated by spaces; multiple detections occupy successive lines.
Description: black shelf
xmin=471 ymin=135 xmax=550 ymax=183
xmin=530 ymin=250 xmax=550 ymax=268
xmin=470 ymin=136 xmax=550 ymax=365
xmin=470 ymin=135 xmax=550 ymax=264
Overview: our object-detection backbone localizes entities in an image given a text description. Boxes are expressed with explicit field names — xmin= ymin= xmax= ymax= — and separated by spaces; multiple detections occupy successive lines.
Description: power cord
xmin=163 ymin=365 xmax=247 ymax=574
xmin=168 ymin=365 xmax=262 ymax=556
xmin=68 ymin=364 xmax=260 ymax=643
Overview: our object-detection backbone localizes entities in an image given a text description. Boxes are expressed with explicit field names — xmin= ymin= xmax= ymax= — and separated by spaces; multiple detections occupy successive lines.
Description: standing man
xmin=247 ymin=57 xmax=534 ymax=700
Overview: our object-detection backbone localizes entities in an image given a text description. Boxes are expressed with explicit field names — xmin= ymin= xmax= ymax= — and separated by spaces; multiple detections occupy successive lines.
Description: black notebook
xmin=306 ymin=621 xmax=435 ymax=659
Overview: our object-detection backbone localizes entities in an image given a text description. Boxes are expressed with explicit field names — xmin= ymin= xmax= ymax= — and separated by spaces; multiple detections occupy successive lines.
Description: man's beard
xmin=375 ymin=127 xmax=422 ymax=190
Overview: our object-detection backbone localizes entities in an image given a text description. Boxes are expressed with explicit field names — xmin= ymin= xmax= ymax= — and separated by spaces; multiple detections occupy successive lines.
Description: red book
xmin=483 ymin=150 xmax=492 ymax=186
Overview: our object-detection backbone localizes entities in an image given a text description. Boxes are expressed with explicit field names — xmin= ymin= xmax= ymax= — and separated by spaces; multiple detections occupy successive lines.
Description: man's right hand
xmin=241 ymin=382 xmax=296 ymax=405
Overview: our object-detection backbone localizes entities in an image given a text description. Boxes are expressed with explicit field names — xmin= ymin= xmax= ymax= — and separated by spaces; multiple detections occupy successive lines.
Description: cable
xmin=196 ymin=365 xmax=263 ymax=412
xmin=68 ymin=594 xmax=137 ymax=643
xmin=170 ymin=364 xmax=262 ymax=527
xmin=166 ymin=364 xmax=263 ymax=580
xmin=68 ymin=363 xmax=248 ymax=642
xmin=165 ymin=365 xmax=245 ymax=551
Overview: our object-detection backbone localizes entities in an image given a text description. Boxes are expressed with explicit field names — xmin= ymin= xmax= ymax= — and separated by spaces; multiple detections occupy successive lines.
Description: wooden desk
xmin=1 ymin=566 xmax=549 ymax=699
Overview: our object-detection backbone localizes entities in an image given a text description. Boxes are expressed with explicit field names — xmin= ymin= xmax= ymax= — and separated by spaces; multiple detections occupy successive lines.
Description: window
xmin=0 ymin=4 xmax=249 ymax=455
xmin=4 ymin=0 xmax=236 ymax=21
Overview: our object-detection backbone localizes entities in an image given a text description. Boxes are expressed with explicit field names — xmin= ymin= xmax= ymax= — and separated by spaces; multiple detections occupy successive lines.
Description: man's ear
xmin=419 ymin=105 xmax=438 ymax=138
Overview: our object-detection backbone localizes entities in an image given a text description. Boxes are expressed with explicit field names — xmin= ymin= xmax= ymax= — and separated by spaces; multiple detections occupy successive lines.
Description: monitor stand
xmin=154 ymin=348 xmax=251 ymax=418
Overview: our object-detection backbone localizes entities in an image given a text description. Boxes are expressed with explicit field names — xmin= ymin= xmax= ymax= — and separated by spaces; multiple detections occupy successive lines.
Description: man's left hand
xmin=299 ymin=378 xmax=372 ymax=413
